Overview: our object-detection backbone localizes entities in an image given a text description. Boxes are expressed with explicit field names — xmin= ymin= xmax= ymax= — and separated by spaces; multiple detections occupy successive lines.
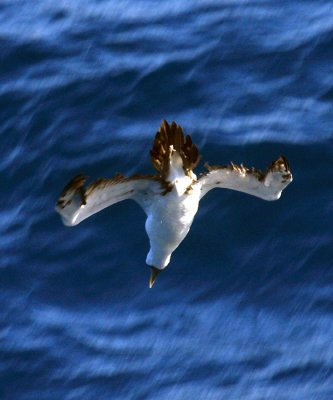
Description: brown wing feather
xmin=150 ymin=120 xmax=200 ymax=179
xmin=203 ymin=155 xmax=290 ymax=183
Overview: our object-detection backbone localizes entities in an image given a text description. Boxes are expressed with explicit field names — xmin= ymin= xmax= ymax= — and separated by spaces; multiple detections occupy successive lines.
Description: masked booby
xmin=56 ymin=120 xmax=293 ymax=287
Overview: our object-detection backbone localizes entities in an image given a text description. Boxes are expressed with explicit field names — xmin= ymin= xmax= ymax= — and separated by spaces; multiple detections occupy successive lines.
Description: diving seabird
xmin=56 ymin=120 xmax=292 ymax=287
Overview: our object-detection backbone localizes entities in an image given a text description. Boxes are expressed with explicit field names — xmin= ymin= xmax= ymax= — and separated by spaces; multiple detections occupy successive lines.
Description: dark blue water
xmin=1 ymin=1 xmax=333 ymax=399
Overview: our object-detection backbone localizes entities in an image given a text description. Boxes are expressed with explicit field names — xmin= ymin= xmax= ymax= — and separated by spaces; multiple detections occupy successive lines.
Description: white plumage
xmin=56 ymin=120 xmax=292 ymax=287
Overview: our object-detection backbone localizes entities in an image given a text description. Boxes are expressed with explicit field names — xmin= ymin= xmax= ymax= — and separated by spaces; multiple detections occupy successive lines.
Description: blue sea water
xmin=1 ymin=1 xmax=333 ymax=399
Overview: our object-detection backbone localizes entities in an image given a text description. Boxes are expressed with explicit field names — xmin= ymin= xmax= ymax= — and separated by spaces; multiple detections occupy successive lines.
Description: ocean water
xmin=1 ymin=1 xmax=333 ymax=399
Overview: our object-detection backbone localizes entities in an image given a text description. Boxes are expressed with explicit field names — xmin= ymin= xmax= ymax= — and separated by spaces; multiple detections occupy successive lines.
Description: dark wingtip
xmin=57 ymin=175 xmax=87 ymax=208
xmin=268 ymin=155 xmax=291 ymax=174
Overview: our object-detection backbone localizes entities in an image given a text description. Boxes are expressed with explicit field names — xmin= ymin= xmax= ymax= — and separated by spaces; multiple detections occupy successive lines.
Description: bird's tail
xmin=150 ymin=120 xmax=200 ymax=180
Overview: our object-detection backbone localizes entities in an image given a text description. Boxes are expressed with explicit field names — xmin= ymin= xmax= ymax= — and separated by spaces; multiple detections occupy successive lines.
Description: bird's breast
xmin=147 ymin=184 xmax=200 ymax=238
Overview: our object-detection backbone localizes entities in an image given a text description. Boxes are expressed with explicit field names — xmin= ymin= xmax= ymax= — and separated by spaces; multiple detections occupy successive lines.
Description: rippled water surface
xmin=1 ymin=1 xmax=333 ymax=399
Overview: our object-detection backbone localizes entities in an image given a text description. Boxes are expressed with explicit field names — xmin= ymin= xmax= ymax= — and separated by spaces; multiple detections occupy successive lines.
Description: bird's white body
xmin=145 ymin=152 xmax=201 ymax=269
xmin=56 ymin=120 xmax=292 ymax=287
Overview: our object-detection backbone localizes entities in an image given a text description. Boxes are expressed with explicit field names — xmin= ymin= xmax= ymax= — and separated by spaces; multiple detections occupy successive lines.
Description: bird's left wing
xmin=198 ymin=156 xmax=292 ymax=201
xmin=56 ymin=173 xmax=161 ymax=226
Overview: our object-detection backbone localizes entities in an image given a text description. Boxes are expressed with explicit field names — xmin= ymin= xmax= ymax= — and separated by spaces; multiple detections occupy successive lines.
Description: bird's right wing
xmin=56 ymin=173 xmax=162 ymax=226
xmin=198 ymin=156 xmax=292 ymax=201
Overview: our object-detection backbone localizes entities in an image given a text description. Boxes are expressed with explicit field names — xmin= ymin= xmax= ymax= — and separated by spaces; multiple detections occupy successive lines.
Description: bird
xmin=56 ymin=120 xmax=292 ymax=288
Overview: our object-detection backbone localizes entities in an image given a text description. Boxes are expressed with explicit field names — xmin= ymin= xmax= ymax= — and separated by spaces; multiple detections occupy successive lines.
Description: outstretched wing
xmin=56 ymin=173 xmax=161 ymax=226
xmin=198 ymin=156 xmax=292 ymax=201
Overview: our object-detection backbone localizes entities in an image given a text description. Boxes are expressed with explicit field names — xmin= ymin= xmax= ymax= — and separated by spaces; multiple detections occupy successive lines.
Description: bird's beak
xmin=149 ymin=267 xmax=161 ymax=288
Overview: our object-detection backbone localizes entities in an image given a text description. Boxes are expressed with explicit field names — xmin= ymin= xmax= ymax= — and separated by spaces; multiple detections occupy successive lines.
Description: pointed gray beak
xmin=149 ymin=267 xmax=161 ymax=288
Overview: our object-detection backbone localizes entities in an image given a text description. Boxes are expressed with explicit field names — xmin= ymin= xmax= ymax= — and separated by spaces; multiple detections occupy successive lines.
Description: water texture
xmin=1 ymin=1 xmax=333 ymax=399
